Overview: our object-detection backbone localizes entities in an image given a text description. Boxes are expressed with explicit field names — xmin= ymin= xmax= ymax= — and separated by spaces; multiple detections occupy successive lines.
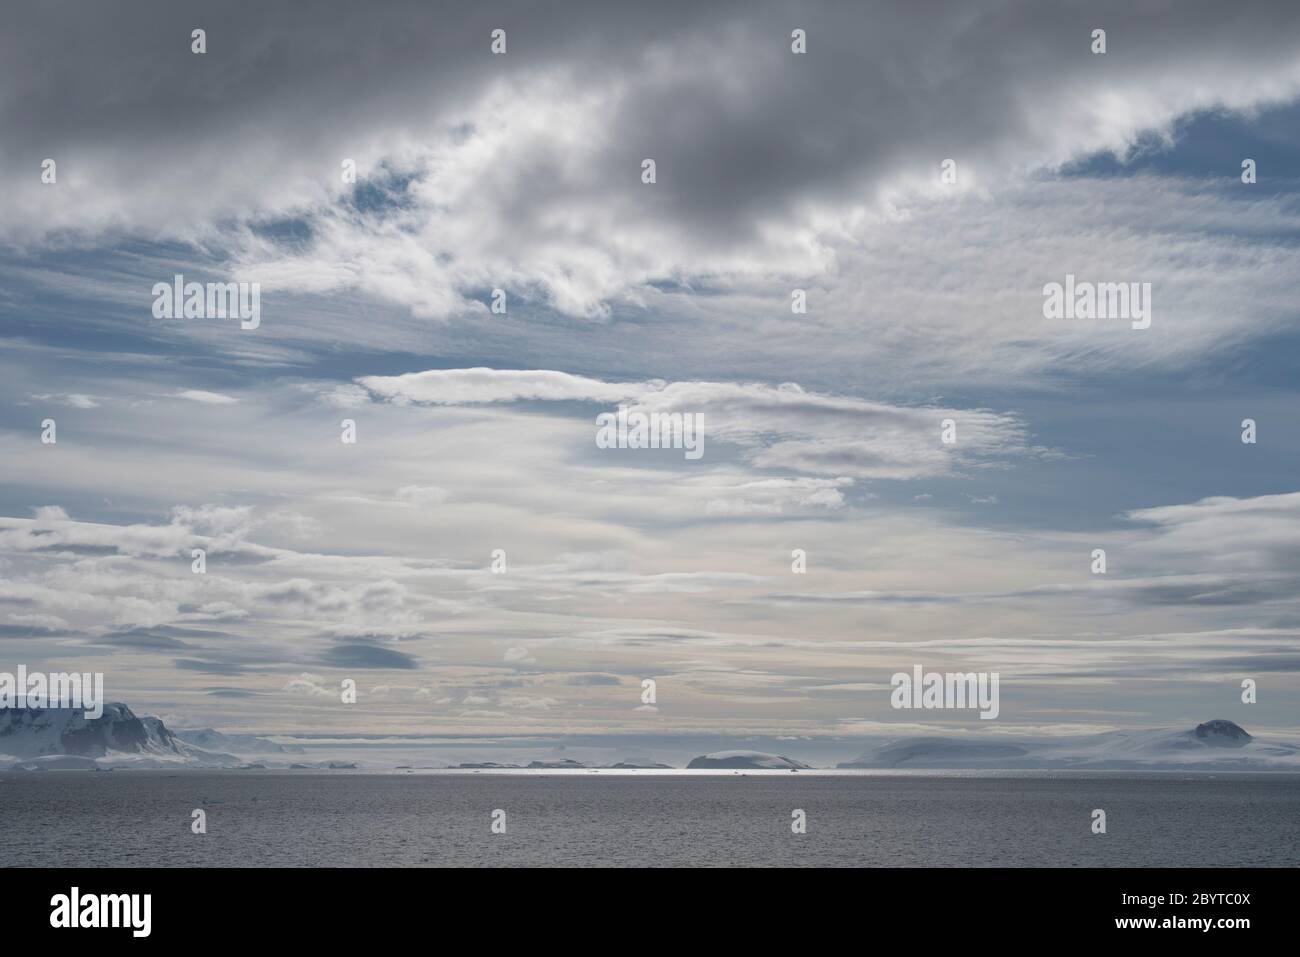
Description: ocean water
xmin=1 ymin=770 xmax=1296 ymax=867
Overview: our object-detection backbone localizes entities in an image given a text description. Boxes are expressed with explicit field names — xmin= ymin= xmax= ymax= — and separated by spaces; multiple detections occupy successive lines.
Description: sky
xmin=1 ymin=0 xmax=1299 ymax=759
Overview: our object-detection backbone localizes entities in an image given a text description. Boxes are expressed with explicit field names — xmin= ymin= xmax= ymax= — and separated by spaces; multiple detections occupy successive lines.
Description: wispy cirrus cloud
xmin=359 ymin=368 xmax=1045 ymax=479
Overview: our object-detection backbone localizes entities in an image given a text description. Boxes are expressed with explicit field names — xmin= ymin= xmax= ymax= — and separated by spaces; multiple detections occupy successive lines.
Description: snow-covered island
xmin=836 ymin=720 xmax=1300 ymax=771
xmin=685 ymin=750 xmax=811 ymax=770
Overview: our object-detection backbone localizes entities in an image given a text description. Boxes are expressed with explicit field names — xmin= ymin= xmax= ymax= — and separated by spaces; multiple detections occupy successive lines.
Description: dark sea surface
xmin=1 ymin=770 xmax=1297 ymax=867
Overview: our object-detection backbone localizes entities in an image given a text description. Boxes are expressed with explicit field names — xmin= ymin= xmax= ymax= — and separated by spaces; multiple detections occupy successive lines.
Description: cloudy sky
xmin=2 ymin=1 xmax=1299 ymax=755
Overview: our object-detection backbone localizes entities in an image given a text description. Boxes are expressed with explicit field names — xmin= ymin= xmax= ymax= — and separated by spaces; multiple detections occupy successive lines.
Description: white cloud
xmin=31 ymin=393 xmax=99 ymax=409
xmin=174 ymin=389 xmax=238 ymax=405
xmin=504 ymin=645 xmax=536 ymax=664
xmin=360 ymin=368 xmax=642 ymax=405
xmin=282 ymin=674 xmax=334 ymax=697
xmin=395 ymin=485 xmax=451 ymax=508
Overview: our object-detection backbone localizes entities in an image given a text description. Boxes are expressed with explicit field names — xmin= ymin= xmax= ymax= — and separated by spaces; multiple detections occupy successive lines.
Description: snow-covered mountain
xmin=837 ymin=720 xmax=1300 ymax=771
xmin=686 ymin=750 xmax=811 ymax=769
xmin=0 ymin=703 xmax=236 ymax=768
xmin=5 ymin=707 xmax=1294 ymax=772
xmin=172 ymin=727 xmax=302 ymax=755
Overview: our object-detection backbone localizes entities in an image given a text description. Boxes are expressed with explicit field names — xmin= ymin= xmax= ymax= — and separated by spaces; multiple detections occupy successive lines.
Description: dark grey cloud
xmin=564 ymin=674 xmax=622 ymax=686
xmin=175 ymin=658 xmax=249 ymax=675
xmin=94 ymin=628 xmax=197 ymax=650
xmin=203 ymin=687 xmax=263 ymax=698
xmin=5 ymin=0 xmax=1299 ymax=253
xmin=0 ymin=623 xmax=66 ymax=638
xmin=764 ymin=574 xmax=1300 ymax=611
xmin=1209 ymin=654 xmax=1300 ymax=673
xmin=491 ymin=673 xmax=623 ymax=688
xmin=19 ymin=543 xmax=119 ymax=557
xmin=321 ymin=642 xmax=418 ymax=670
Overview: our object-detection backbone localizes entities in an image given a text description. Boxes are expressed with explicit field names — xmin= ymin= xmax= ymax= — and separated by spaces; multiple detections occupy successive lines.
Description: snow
xmin=172 ymin=728 xmax=301 ymax=754
xmin=1 ymin=703 xmax=237 ymax=768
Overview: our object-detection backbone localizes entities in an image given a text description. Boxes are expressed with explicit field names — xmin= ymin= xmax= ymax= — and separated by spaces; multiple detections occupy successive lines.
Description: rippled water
xmin=2 ymin=770 xmax=1296 ymax=867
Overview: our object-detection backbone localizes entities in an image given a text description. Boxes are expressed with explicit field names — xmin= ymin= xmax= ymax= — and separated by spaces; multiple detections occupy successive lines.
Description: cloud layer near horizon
xmin=2 ymin=362 xmax=1299 ymax=738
